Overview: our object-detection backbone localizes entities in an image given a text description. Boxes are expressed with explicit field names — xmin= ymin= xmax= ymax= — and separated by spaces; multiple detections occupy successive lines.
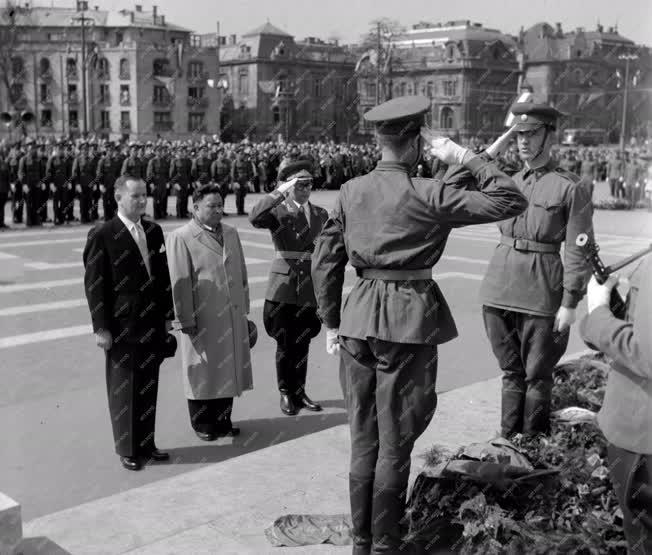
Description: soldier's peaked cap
xmin=363 ymin=96 xmax=430 ymax=137
xmin=511 ymin=102 xmax=564 ymax=131
xmin=278 ymin=160 xmax=313 ymax=182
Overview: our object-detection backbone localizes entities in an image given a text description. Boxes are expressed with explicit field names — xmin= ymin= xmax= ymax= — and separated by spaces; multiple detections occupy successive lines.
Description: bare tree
xmin=0 ymin=1 xmax=33 ymax=111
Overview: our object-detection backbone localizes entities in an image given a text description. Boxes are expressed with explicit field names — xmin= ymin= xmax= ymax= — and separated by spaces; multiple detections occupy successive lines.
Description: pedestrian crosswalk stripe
xmin=0 ymin=277 xmax=83 ymax=293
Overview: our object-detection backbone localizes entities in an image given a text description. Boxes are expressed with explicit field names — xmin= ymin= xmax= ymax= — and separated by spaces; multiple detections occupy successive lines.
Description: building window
xmin=120 ymin=111 xmax=131 ymax=130
xmin=313 ymin=78 xmax=321 ymax=98
xmin=446 ymin=44 xmax=456 ymax=60
xmin=40 ymin=110 xmax=52 ymax=127
xmin=440 ymin=107 xmax=454 ymax=129
xmin=311 ymin=108 xmax=319 ymax=126
xmin=115 ymin=31 xmax=124 ymax=46
xmin=443 ymin=80 xmax=457 ymax=97
xmin=11 ymin=57 xmax=24 ymax=78
xmin=188 ymin=112 xmax=205 ymax=132
xmin=99 ymin=83 xmax=110 ymax=104
xmin=100 ymin=110 xmax=111 ymax=129
xmin=66 ymin=58 xmax=78 ymax=80
xmin=365 ymin=81 xmax=376 ymax=99
xmin=39 ymin=58 xmax=51 ymax=78
xmin=278 ymin=75 xmax=287 ymax=93
xmin=399 ymin=82 xmax=406 ymax=96
xmin=272 ymin=106 xmax=280 ymax=124
xmin=188 ymin=86 xmax=204 ymax=99
xmin=119 ymin=58 xmax=130 ymax=80
xmin=238 ymin=73 xmax=248 ymax=96
xmin=153 ymin=111 xmax=173 ymax=130
xmin=153 ymin=85 xmax=171 ymax=105
xmin=153 ymin=58 xmax=172 ymax=77
xmin=97 ymin=58 xmax=110 ymax=80
xmin=120 ymin=84 xmax=130 ymax=105
xmin=188 ymin=61 xmax=204 ymax=79
xmin=69 ymin=110 xmax=79 ymax=130
xmin=9 ymin=83 xmax=24 ymax=103
xmin=426 ymin=81 xmax=433 ymax=98
xmin=39 ymin=83 xmax=51 ymax=103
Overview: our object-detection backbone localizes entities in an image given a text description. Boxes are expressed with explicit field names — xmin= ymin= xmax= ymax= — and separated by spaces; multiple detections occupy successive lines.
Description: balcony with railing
xmin=67 ymin=92 xmax=80 ymax=105
xmin=188 ymin=71 xmax=210 ymax=83
xmin=39 ymin=68 xmax=53 ymax=81
xmin=97 ymin=69 xmax=111 ymax=81
xmin=98 ymin=92 xmax=111 ymax=106
xmin=120 ymin=119 xmax=131 ymax=131
xmin=152 ymin=96 xmax=174 ymax=107
xmin=67 ymin=67 xmax=79 ymax=80
xmin=187 ymin=96 xmax=208 ymax=109
xmin=11 ymin=70 xmax=27 ymax=82
xmin=119 ymin=69 xmax=131 ymax=80
xmin=39 ymin=94 xmax=54 ymax=106
xmin=119 ymin=93 xmax=131 ymax=106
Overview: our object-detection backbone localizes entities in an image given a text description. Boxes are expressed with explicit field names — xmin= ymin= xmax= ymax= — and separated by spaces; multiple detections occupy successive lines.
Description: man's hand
xmin=424 ymin=135 xmax=471 ymax=166
xmin=174 ymin=183 xmax=181 ymax=191
xmin=553 ymin=306 xmax=577 ymax=333
xmin=181 ymin=326 xmax=197 ymax=336
xmin=49 ymin=183 xmax=56 ymax=193
xmin=95 ymin=329 xmax=113 ymax=350
xmin=75 ymin=184 xmax=82 ymax=193
xmin=99 ymin=184 xmax=106 ymax=193
xmin=22 ymin=184 xmax=29 ymax=194
xmin=485 ymin=125 xmax=518 ymax=159
xmin=326 ymin=328 xmax=340 ymax=355
xmin=277 ymin=177 xmax=298 ymax=196
xmin=586 ymin=275 xmax=621 ymax=314
xmin=10 ymin=183 xmax=15 ymax=193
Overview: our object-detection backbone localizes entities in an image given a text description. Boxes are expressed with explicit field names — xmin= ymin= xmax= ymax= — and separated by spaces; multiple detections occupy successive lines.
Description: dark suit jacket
xmin=83 ymin=215 xmax=174 ymax=348
xmin=580 ymin=255 xmax=652 ymax=454
xmin=250 ymin=192 xmax=328 ymax=306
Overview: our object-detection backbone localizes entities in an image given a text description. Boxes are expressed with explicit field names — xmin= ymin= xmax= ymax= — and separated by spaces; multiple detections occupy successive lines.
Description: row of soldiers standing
xmin=0 ymin=139 xmax=264 ymax=228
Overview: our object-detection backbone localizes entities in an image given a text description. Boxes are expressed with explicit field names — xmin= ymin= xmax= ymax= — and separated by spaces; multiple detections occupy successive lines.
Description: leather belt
xmin=500 ymin=235 xmax=561 ymax=254
xmin=275 ymin=250 xmax=312 ymax=261
xmin=357 ymin=268 xmax=432 ymax=281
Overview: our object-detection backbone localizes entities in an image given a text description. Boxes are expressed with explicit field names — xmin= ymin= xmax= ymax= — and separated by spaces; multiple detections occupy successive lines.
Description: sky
xmin=45 ymin=0 xmax=652 ymax=47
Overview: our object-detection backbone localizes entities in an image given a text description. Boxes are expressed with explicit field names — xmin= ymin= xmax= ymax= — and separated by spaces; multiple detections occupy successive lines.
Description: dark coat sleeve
xmin=424 ymin=154 xmax=528 ymax=227
xmin=311 ymin=194 xmax=348 ymax=329
xmin=82 ymin=224 xmax=111 ymax=333
xmin=248 ymin=191 xmax=285 ymax=231
xmin=579 ymin=259 xmax=652 ymax=380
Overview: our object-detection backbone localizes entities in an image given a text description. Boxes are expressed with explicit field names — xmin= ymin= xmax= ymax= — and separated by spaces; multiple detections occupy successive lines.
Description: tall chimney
xmin=153 ymin=4 xmax=157 ymax=22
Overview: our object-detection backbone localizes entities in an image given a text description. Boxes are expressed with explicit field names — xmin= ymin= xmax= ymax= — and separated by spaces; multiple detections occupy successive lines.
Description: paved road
xmin=1 ymin=188 xmax=651 ymax=521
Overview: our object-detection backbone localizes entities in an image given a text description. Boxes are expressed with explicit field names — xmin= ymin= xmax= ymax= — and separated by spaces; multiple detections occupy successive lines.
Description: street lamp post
xmin=618 ymin=53 xmax=639 ymax=152
xmin=72 ymin=6 xmax=94 ymax=136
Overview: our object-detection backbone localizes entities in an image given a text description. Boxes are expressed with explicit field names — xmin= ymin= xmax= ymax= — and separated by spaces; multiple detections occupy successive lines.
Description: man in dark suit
xmin=580 ymin=259 xmax=652 ymax=554
xmin=83 ymin=175 xmax=174 ymax=471
xmin=249 ymin=160 xmax=329 ymax=416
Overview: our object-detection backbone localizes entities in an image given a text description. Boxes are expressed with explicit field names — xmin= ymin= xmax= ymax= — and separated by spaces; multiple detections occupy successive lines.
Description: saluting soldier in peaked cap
xmin=249 ymin=159 xmax=329 ymax=417
xmin=479 ymin=101 xmax=594 ymax=439
xmin=311 ymin=96 xmax=528 ymax=554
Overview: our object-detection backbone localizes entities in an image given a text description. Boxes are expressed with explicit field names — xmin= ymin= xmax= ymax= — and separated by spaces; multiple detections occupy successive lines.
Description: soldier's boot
xmin=370 ymin=485 xmax=412 ymax=554
xmin=523 ymin=382 xmax=553 ymax=436
xmin=501 ymin=386 xmax=525 ymax=438
xmin=349 ymin=474 xmax=374 ymax=555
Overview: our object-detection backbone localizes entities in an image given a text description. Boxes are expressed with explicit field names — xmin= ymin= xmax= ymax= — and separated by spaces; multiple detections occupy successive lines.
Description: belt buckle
xmin=513 ymin=239 xmax=526 ymax=251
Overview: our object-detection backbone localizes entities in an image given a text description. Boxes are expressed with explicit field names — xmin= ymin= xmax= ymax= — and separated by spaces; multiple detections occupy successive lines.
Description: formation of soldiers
xmin=1 ymin=135 xmax=651 ymax=229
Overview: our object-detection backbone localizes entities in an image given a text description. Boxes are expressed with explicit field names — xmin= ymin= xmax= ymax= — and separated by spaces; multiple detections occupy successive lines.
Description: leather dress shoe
xmin=195 ymin=431 xmax=218 ymax=441
xmin=148 ymin=448 xmax=170 ymax=461
xmin=295 ymin=392 xmax=323 ymax=412
xmin=120 ymin=456 xmax=143 ymax=471
xmin=280 ymin=393 xmax=298 ymax=416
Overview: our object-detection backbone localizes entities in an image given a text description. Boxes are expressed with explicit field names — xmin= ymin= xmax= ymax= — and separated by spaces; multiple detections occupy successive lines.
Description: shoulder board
xmin=553 ymin=167 xmax=581 ymax=183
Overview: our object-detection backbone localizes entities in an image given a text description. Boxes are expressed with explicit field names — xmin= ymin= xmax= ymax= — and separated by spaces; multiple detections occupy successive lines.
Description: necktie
xmin=296 ymin=204 xmax=309 ymax=235
xmin=134 ymin=223 xmax=151 ymax=276
xmin=303 ymin=204 xmax=311 ymax=230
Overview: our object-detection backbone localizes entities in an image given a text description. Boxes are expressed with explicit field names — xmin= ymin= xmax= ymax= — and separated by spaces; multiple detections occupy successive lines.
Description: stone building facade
xmin=212 ymin=22 xmax=359 ymax=142
xmin=0 ymin=1 xmax=221 ymax=140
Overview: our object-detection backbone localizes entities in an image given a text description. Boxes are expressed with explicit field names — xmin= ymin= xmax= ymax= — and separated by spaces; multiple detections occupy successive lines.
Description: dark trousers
xmin=79 ymin=187 xmax=93 ymax=223
xmin=63 ymin=186 xmax=75 ymax=222
xmin=187 ymin=398 xmax=234 ymax=434
xmin=25 ymin=185 xmax=41 ymax=226
xmin=91 ymin=187 xmax=101 ymax=220
xmin=610 ymin=178 xmax=621 ymax=198
xmin=53 ymin=188 xmax=66 ymax=224
xmin=105 ymin=345 xmax=161 ymax=458
xmin=102 ymin=190 xmax=117 ymax=221
xmin=234 ymin=180 xmax=247 ymax=214
xmin=263 ymin=300 xmax=321 ymax=396
xmin=153 ymin=185 xmax=168 ymax=219
xmin=339 ymin=336 xmax=438 ymax=554
xmin=176 ymin=186 xmax=190 ymax=218
xmin=36 ymin=185 xmax=49 ymax=223
xmin=11 ymin=187 xmax=23 ymax=223
xmin=482 ymin=306 xmax=569 ymax=437
xmin=607 ymin=443 xmax=652 ymax=554
xmin=0 ymin=191 xmax=7 ymax=226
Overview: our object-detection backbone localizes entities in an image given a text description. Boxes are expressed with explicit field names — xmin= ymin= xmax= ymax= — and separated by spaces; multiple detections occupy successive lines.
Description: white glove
xmin=326 ymin=328 xmax=340 ymax=355
xmin=277 ymin=177 xmax=298 ymax=195
xmin=428 ymin=137 xmax=471 ymax=166
xmin=485 ymin=125 xmax=518 ymax=159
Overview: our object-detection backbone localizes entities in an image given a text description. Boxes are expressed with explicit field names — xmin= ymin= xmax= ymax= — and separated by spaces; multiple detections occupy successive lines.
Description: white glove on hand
xmin=326 ymin=328 xmax=340 ymax=355
xmin=277 ymin=177 xmax=298 ymax=195
xmin=428 ymin=137 xmax=471 ymax=166
xmin=485 ymin=125 xmax=518 ymax=159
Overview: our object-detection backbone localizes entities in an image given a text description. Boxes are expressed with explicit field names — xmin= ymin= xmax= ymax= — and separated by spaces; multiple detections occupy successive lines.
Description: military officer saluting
xmin=249 ymin=160 xmax=329 ymax=416
xmin=311 ymin=96 xmax=527 ymax=554
xmin=479 ymin=102 xmax=594 ymax=438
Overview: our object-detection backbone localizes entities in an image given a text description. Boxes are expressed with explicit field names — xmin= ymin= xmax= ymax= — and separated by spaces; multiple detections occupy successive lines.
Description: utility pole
xmin=375 ymin=21 xmax=381 ymax=105
xmin=618 ymin=53 xmax=638 ymax=152
xmin=216 ymin=20 xmax=221 ymax=137
xmin=72 ymin=3 xmax=93 ymax=136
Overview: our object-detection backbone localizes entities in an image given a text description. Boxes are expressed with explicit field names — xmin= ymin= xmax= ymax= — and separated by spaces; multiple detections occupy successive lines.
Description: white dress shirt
xmin=118 ymin=211 xmax=151 ymax=276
